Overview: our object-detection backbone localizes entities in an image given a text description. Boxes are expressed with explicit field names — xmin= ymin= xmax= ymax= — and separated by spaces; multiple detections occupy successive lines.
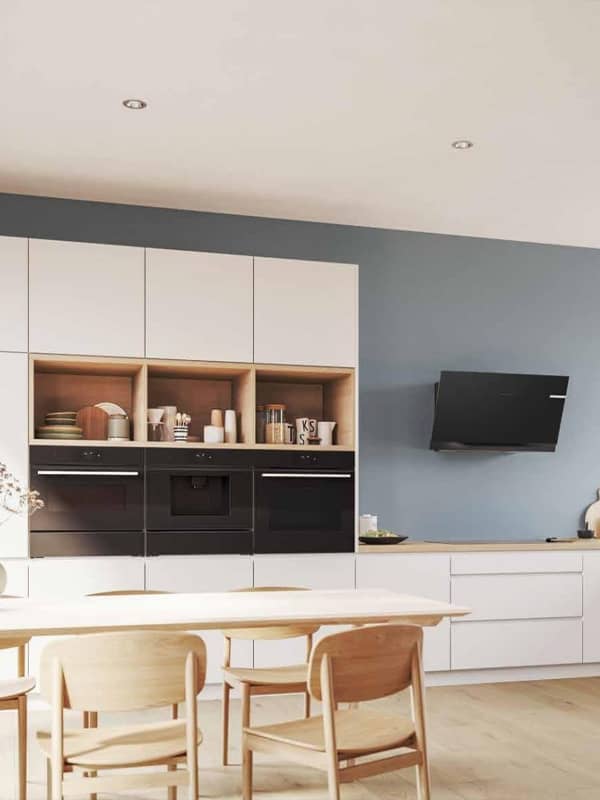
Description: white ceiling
xmin=2 ymin=1 xmax=600 ymax=248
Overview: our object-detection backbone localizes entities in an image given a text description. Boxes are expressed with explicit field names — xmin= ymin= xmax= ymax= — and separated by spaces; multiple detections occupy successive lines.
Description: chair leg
xmin=17 ymin=694 xmax=27 ymax=800
xmin=87 ymin=712 xmax=98 ymax=800
xmin=326 ymin=761 xmax=341 ymax=800
xmin=241 ymin=682 xmax=251 ymax=729
xmin=304 ymin=689 xmax=311 ymax=718
xmin=221 ymin=681 xmax=231 ymax=766
xmin=167 ymin=763 xmax=178 ymax=800
xmin=416 ymin=758 xmax=431 ymax=800
xmin=242 ymin=736 xmax=253 ymax=800
xmin=189 ymin=756 xmax=199 ymax=800
xmin=46 ymin=759 xmax=52 ymax=800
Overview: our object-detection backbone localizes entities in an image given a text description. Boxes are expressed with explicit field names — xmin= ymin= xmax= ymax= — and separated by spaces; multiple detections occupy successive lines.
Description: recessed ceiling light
xmin=122 ymin=98 xmax=147 ymax=110
xmin=452 ymin=139 xmax=474 ymax=150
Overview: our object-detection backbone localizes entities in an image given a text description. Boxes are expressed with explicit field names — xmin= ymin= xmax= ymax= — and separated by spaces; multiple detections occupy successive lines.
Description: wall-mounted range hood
xmin=430 ymin=371 xmax=569 ymax=452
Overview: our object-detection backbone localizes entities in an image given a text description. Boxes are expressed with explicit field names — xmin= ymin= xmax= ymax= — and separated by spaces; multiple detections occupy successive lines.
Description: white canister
xmin=204 ymin=425 xmax=225 ymax=444
xmin=359 ymin=514 xmax=378 ymax=535
xmin=224 ymin=409 xmax=237 ymax=443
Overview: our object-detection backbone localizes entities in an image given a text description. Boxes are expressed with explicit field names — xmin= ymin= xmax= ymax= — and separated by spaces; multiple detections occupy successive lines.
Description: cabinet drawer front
xmin=452 ymin=573 xmax=582 ymax=621
xmin=451 ymin=552 xmax=582 ymax=575
xmin=452 ymin=619 xmax=582 ymax=670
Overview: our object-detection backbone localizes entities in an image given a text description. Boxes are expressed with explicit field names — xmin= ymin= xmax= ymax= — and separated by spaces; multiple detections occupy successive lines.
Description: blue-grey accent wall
xmin=1 ymin=192 xmax=598 ymax=541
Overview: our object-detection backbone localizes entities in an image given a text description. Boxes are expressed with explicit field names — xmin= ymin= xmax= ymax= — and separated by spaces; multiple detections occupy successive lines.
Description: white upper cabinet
xmin=254 ymin=258 xmax=357 ymax=367
xmin=0 ymin=352 xmax=28 ymax=558
xmin=0 ymin=236 xmax=28 ymax=352
xmin=29 ymin=239 xmax=145 ymax=357
xmin=146 ymin=249 xmax=253 ymax=362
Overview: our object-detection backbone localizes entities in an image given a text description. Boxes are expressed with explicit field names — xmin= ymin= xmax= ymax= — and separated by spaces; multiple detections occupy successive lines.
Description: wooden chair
xmin=221 ymin=586 xmax=319 ymax=766
xmin=242 ymin=624 xmax=431 ymax=800
xmin=36 ymin=630 xmax=206 ymax=800
xmin=84 ymin=589 xmax=178 ymax=799
xmin=0 ymin=606 xmax=35 ymax=800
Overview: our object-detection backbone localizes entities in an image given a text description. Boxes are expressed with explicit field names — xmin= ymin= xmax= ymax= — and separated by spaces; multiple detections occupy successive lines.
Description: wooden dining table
xmin=0 ymin=588 xmax=469 ymax=639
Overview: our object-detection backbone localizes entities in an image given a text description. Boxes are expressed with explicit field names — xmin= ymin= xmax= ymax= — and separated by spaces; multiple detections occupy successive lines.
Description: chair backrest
xmin=39 ymin=630 xmax=206 ymax=712
xmin=86 ymin=589 xmax=171 ymax=597
xmin=221 ymin=586 xmax=320 ymax=640
xmin=308 ymin=624 xmax=423 ymax=703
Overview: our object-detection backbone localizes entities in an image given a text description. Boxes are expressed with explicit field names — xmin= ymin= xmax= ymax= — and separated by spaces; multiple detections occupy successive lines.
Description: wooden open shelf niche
xmin=29 ymin=356 xmax=355 ymax=449
xmin=147 ymin=360 xmax=254 ymax=444
xmin=255 ymin=364 xmax=355 ymax=448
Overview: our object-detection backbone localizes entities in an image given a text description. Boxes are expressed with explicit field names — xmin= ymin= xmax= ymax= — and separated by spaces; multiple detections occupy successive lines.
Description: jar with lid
xmin=256 ymin=405 xmax=266 ymax=444
xmin=107 ymin=413 xmax=130 ymax=441
xmin=264 ymin=404 xmax=287 ymax=444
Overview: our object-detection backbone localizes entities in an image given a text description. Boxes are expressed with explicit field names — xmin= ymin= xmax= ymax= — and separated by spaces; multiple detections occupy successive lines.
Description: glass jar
xmin=264 ymin=404 xmax=287 ymax=444
xmin=256 ymin=405 xmax=266 ymax=444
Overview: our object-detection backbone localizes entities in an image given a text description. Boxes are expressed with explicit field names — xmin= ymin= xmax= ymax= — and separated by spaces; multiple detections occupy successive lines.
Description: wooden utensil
xmin=76 ymin=405 xmax=109 ymax=440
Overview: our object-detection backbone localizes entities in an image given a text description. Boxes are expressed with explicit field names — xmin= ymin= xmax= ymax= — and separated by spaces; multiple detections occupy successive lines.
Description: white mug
xmin=317 ymin=420 xmax=336 ymax=446
xmin=296 ymin=417 xmax=310 ymax=446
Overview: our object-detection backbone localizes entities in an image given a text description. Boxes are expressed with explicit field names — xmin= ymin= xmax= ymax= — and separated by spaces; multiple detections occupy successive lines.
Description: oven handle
xmin=260 ymin=473 xmax=352 ymax=479
xmin=36 ymin=470 xmax=141 ymax=477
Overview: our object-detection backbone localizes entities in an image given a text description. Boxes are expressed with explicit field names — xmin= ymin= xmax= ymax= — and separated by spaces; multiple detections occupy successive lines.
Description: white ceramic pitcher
xmin=318 ymin=420 xmax=336 ymax=446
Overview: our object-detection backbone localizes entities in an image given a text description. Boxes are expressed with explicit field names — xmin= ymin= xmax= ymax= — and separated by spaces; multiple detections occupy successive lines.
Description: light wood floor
xmin=1 ymin=678 xmax=600 ymax=799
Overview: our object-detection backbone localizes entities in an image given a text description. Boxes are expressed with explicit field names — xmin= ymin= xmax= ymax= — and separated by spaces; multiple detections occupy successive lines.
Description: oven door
xmin=254 ymin=469 xmax=355 ymax=553
xmin=30 ymin=465 xmax=144 ymax=532
xmin=146 ymin=468 xmax=252 ymax=532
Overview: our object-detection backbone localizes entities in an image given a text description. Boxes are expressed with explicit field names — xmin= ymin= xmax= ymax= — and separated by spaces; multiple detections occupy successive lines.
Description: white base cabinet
xmin=356 ymin=553 xmax=451 ymax=672
xmin=252 ymin=554 xmax=356 ymax=668
xmin=584 ymin=552 xmax=600 ymax=663
xmin=145 ymin=555 xmax=253 ymax=684
xmin=27 ymin=557 xmax=145 ymax=682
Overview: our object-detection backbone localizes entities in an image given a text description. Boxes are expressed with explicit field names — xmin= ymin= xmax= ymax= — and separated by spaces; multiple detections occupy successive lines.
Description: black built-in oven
xmin=145 ymin=448 xmax=253 ymax=555
xmin=253 ymin=450 xmax=355 ymax=553
xmin=29 ymin=446 xmax=144 ymax=557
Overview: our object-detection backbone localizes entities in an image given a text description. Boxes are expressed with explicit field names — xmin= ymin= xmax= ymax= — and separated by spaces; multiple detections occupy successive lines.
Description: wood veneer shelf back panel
xmin=32 ymin=356 xmax=146 ymax=442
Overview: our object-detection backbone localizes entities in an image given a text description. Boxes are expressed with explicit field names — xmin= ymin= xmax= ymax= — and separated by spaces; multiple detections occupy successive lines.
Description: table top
xmin=0 ymin=589 xmax=469 ymax=638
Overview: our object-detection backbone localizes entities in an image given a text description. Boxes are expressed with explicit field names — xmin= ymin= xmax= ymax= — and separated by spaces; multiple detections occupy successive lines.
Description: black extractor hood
xmin=430 ymin=371 xmax=569 ymax=452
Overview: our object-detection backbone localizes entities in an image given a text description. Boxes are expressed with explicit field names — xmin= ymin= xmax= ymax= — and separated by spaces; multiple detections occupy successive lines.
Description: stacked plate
xmin=36 ymin=411 xmax=83 ymax=440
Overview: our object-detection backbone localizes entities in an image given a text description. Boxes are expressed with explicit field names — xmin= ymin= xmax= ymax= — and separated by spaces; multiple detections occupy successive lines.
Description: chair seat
xmin=0 ymin=677 xmax=35 ymax=700
xmin=37 ymin=719 xmax=202 ymax=769
xmin=245 ymin=708 xmax=416 ymax=758
xmin=224 ymin=663 xmax=308 ymax=687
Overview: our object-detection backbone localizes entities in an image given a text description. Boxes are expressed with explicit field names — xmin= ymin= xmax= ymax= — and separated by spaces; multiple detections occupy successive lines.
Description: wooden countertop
xmin=358 ymin=539 xmax=600 ymax=553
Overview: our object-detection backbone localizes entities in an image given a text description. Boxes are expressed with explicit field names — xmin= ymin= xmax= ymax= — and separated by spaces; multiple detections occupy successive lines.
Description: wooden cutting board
xmin=76 ymin=406 xmax=109 ymax=440
xmin=584 ymin=490 xmax=600 ymax=537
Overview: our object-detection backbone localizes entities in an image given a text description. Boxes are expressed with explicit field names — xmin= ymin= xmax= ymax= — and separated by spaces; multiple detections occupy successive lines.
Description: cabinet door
xmin=584 ymin=552 xmax=600 ymax=663
xmin=356 ymin=553 xmax=451 ymax=672
xmin=252 ymin=554 xmax=356 ymax=668
xmin=254 ymin=258 xmax=357 ymax=367
xmin=28 ymin=557 xmax=145 ymax=682
xmin=146 ymin=249 xmax=253 ymax=362
xmin=0 ymin=353 xmax=28 ymax=558
xmin=29 ymin=239 xmax=144 ymax=356
xmin=0 ymin=560 xmax=28 ymax=680
xmin=146 ymin=555 xmax=253 ymax=683
xmin=0 ymin=236 xmax=28 ymax=351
